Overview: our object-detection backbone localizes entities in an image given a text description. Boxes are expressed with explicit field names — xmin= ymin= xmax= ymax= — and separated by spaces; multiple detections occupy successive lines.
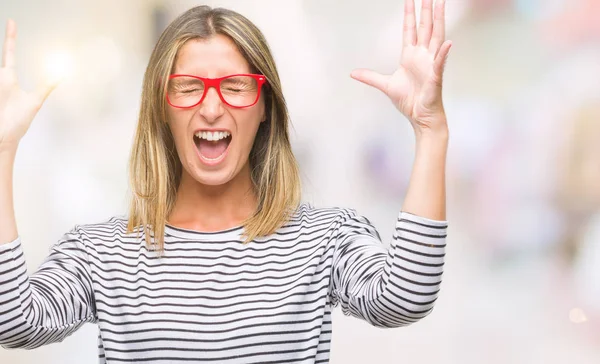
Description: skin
xmin=0 ymin=19 xmax=56 ymax=244
xmin=351 ymin=0 xmax=452 ymax=220
xmin=165 ymin=34 xmax=267 ymax=232
xmin=0 ymin=0 xmax=451 ymax=243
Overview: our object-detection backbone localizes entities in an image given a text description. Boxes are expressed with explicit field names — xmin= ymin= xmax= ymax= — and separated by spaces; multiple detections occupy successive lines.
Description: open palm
xmin=0 ymin=19 xmax=56 ymax=150
xmin=351 ymin=0 xmax=452 ymax=133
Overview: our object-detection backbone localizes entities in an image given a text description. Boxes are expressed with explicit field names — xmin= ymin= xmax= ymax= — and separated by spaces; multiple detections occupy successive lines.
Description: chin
xmin=185 ymin=159 xmax=238 ymax=187
xmin=192 ymin=170 xmax=235 ymax=186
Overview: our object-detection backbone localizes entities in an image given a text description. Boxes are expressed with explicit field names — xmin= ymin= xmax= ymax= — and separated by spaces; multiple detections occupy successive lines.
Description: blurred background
xmin=1 ymin=0 xmax=599 ymax=363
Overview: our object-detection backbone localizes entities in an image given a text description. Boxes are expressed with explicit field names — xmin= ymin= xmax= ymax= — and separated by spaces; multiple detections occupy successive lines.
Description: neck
xmin=168 ymin=163 xmax=257 ymax=232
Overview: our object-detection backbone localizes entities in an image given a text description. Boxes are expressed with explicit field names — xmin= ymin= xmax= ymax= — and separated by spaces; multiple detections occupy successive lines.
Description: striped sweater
xmin=0 ymin=203 xmax=447 ymax=363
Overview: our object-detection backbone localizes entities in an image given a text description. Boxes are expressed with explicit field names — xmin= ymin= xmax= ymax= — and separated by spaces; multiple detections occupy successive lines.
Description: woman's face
xmin=166 ymin=34 xmax=266 ymax=187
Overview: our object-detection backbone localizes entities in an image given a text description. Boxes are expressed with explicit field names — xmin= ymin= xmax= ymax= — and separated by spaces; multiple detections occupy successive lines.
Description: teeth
xmin=195 ymin=131 xmax=231 ymax=141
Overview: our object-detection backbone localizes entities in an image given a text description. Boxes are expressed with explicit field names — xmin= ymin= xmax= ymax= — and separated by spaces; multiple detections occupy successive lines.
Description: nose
xmin=198 ymin=86 xmax=224 ymax=122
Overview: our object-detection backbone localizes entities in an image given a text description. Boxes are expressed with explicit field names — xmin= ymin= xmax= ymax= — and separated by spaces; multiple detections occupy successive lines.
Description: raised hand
xmin=351 ymin=0 xmax=452 ymax=135
xmin=0 ymin=19 xmax=57 ymax=151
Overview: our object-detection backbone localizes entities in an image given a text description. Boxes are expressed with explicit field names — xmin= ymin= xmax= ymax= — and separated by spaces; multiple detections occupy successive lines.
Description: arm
xmin=0 ymin=228 xmax=96 ymax=349
xmin=330 ymin=209 xmax=446 ymax=327
xmin=403 ymin=132 xmax=448 ymax=220
xmin=329 ymin=133 xmax=447 ymax=327
xmin=0 ymin=147 xmax=18 ymax=245
xmin=331 ymin=0 xmax=452 ymax=326
xmin=1 ymin=18 xmax=56 ymax=244
xmin=351 ymin=0 xmax=451 ymax=219
xmin=329 ymin=131 xmax=448 ymax=328
xmin=0 ymin=19 xmax=91 ymax=349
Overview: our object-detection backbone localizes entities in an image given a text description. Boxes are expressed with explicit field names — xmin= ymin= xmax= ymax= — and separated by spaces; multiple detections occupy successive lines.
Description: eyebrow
xmin=172 ymin=68 xmax=252 ymax=77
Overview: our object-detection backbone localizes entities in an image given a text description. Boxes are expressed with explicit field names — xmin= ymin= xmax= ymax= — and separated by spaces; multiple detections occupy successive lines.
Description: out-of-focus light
xmin=569 ymin=308 xmax=588 ymax=323
xmin=44 ymin=50 xmax=75 ymax=84
xmin=515 ymin=0 xmax=564 ymax=21
xmin=78 ymin=36 xmax=122 ymax=85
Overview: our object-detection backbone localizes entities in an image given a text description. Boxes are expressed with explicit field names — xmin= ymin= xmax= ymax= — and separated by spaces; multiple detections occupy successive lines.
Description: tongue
xmin=198 ymin=138 xmax=229 ymax=159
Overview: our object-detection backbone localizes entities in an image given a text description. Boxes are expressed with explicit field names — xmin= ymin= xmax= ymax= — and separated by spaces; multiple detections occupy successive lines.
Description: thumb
xmin=350 ymin=69 xmax=388 ymax=93
xmin=34 ymin=80 xmax=58 ymax=105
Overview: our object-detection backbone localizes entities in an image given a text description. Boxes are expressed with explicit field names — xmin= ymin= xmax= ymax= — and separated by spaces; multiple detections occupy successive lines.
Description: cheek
xmin=234 ymin=110 xmax=264 ymax=151
xmin=167 ymin=111 xmax=191 ymax=152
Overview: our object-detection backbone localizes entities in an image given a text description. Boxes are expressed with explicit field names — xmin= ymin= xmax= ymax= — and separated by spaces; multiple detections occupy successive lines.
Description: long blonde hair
xmin=127 ymin=6 xmax=301 ymax=251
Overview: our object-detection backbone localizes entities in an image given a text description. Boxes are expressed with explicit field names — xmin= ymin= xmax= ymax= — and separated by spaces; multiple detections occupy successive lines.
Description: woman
xmin=0 ymin=1 xmax=450 ymax=363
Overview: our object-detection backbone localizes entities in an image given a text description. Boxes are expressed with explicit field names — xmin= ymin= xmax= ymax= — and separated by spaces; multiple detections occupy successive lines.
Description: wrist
xmin=0 ymin=144 xmax=18 ymax=162
xmin=0 ymin=141 xmax=19 ymax=154
xmin=413 ymin=112 xmax=449 ymax=138
xmin=415 ymin=128 xmax=448 ymax=152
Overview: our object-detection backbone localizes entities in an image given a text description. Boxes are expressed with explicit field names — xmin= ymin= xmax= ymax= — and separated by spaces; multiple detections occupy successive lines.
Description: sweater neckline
xmin=164 ymin=222 xmax=244 ymax=239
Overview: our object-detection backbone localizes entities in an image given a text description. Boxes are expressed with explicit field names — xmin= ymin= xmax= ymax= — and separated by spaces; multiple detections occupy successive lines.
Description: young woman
xmin=0 ymin=1 xmax=451 ymax=362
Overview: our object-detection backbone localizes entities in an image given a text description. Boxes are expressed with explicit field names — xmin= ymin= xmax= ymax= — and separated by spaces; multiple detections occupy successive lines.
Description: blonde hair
xmin=126 ymin=6 xmax=301 ymax=251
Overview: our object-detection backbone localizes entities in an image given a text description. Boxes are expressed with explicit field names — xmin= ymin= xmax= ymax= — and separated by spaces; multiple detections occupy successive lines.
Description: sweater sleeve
xmin=0 ymin=227 xmax=96 ymax=349
xmin=329 ymin=209 xmax=447 ymax=328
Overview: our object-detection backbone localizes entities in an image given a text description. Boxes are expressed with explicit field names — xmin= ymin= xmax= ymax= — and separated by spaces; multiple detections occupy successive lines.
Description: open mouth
xmin=193 ymin=130 xmax=233 ymax=163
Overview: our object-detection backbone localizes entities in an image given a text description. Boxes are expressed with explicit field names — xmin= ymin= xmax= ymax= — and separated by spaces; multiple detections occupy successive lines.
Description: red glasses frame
xmin=166 ymin=73 xmax=268 ymax=109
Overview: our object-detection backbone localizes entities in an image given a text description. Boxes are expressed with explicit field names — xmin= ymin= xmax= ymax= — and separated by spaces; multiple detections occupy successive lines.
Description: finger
xmin=2 ymin=19 xmax=17 ymax=68
xmin=432 ymin=40 xmax=452 ymax=82
xmin=429 ymin=0 xmax=446 ymax=56
xmin=402 ymin=0 xmax=417 ymax=48
xmin=350 ymin=69 xmax=389 ymax=93
xmin=417 ymin=0 xmax=434 ymax=47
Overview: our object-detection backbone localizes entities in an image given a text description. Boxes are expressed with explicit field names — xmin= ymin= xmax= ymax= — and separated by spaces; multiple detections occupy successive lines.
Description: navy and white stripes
xmin=331 ymin=210 xmax=446 ymax=328
xmin=0 ymin=203 xmax=447 ymax=363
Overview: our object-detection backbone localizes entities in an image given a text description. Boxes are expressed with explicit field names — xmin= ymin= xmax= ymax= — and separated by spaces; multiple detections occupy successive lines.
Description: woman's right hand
xmin=0 ymin=19 xmax=57 ymax=152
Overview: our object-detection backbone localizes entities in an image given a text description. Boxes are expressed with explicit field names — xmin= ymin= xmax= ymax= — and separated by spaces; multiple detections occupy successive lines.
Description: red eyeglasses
xmin=166 ymin=74 xmax=267 ymax=109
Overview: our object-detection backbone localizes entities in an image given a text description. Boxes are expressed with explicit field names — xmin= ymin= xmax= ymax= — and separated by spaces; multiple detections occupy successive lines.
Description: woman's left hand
xmin=351 ymin=0 xmax=452 ymax=136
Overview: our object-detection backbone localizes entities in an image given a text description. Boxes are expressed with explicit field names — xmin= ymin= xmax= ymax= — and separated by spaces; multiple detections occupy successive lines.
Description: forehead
xmin=173 ymin=34 xmax=252 ymax=77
